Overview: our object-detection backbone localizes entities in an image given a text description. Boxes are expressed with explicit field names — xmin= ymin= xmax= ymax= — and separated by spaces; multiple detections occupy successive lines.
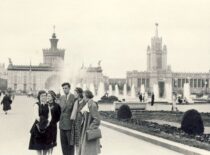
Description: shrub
xmin=181 ymin=109 xmax=204 ymax=135
xmin=117 ymin=104 xmax=132 ymax=120
xmin=99 ymin=95 xmax=119 ymax=103
xmin=109 ymin=96 xmax=119 ymax=101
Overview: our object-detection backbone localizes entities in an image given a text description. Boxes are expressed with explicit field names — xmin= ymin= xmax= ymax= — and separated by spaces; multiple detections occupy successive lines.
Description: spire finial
xmin=53 ymin=25 xmax=56 ymax=33
xmin=52 ymin=25 xmax=56 ymax=38
xmin=155 ymin=23 xmax=158 ymax=37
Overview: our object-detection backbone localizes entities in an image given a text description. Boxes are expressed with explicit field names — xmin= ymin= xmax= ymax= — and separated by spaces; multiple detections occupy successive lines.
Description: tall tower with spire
xmin=43 ymin=26 xmax=65 ymax=69
xmin=147 ymin=23 xmax=167 ymax=71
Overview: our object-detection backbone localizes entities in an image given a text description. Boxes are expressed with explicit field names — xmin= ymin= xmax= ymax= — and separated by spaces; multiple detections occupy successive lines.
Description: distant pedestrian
xmin=139 ymin=93 xmax=143 ymax=102
xmin=151 ymin=93 xmax=155 ymax=106
xmin=1 ymin=91 xmax=12 ymax=115
xmin=178 ymin=96 xmax=182 ymax=104
xmin=172 ymin=93 xmax=178 ymax=111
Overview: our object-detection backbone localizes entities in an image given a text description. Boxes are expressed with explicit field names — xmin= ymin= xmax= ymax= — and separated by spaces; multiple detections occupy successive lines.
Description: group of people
xmin=29 ymin=82 xmax=101 ymax=155
xmin=138 ymin=92 xmax=155 ymax=106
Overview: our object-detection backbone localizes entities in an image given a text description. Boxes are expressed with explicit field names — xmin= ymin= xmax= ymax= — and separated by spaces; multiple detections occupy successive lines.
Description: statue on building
xmin=8 ymin=58 xmax=13 ymax=66
xmin=98 ymin=60 xmax=102 ymax=67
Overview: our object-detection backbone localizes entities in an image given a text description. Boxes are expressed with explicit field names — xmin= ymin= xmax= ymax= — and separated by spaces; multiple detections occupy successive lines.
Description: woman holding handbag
xmin=78 ymin=90 xmax=102 ymax=155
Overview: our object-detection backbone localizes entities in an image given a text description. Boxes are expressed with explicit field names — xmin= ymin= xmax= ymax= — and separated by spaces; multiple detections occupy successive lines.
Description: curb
xmin=101 ymin=121 xmax=210 ymax=155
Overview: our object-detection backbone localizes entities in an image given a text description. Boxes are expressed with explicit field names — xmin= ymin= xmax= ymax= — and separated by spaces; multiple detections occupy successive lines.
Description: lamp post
xmin=205 ymin=80 xmax=208 ymax=95
xmin=174 ymin=78 xmax=177 ymax=88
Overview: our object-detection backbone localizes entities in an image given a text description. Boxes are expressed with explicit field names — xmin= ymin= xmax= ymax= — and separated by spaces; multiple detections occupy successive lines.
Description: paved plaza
xmin=0 ymin=96 xmax=183 ymax=155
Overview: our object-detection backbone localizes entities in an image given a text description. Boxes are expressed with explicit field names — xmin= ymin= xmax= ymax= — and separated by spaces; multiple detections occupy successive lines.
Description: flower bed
xmin=100 ymin=111 xmax=210 ymax=151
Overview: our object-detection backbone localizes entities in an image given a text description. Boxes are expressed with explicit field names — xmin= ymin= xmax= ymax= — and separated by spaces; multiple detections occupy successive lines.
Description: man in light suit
xmin=59 ymin=82 xmax=75 ymax=155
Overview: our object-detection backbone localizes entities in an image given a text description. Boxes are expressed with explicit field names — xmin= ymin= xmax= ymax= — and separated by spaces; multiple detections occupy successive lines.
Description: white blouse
xmin=81 ymin=102 xmax=89 ymax=114
xmin=33 ymin=103 xmax=52 ymax=122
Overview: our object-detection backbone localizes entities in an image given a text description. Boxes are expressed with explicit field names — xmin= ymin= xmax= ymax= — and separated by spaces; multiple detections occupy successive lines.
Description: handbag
xmin=86 ymin=128 xmax=102 ymax=141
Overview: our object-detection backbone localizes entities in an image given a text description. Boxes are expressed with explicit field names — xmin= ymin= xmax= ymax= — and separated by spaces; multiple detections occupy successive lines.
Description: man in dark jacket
xmin=59 ymin=83 xmax=75 ymax=155
xmin=138 ymin=92 xmax=143 ymax=103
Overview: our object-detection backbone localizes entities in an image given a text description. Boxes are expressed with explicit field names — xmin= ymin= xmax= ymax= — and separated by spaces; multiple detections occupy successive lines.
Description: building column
xmin=145 ymin=78 xmax=147 ymax=88
xmin=197 ymin=78 xmax=199 ymax=88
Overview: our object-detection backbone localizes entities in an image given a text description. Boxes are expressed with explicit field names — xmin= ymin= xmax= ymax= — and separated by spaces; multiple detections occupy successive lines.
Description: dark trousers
xmin=60 ymin=129 xmax=75 ymax=155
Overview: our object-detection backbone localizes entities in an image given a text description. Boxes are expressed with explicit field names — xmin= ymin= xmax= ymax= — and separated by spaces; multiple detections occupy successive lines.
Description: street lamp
xmin=205 ymin=80 xmax=208 ymax=94
xmin=174 ymin=78 xmax=177 ymax=88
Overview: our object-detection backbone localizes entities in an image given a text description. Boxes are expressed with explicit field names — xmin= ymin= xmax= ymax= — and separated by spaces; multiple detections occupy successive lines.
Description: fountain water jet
xmin=140 ymin=85 xmax=145 ymax=94
xmin=83 ymin=83 xmax=87 ymax=91
xmin=165 ymin=83 xmax=172 ymax=103
xmin=89 ymin=83 xmax=95 ymax=96
xmin=131 ymin=84 xmax=136 ymax=98
xmin=123 ymin=84 xmax=127 ymax=99
xmin=76 ymin=83 xmax=82 ymax=88
xmin=115 ymin=84 xmax=119 ymax=97
xmin=153 ymin=84 xmax=159 ymax=101
xmin=97 ymin=82 xmax=105 ymax=100
xmin=108 ymin=85 xmax=113 ymax=96
xmin=184 ymin=83 xmax=193 ymax=103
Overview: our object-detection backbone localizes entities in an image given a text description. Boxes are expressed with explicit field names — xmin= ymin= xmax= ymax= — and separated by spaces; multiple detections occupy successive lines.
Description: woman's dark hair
xmin=61 ymin=82 xmax=71 ymax=88
xmin=37 ymin=90 xmax=47 ymax=101
xmin=48 ymin=90 xmax=56 ymax=101
xmin=56 ymin=93 xmax=61 ymax=99
xmin=75 ymin=87 xmax=83 ymax=99
xmin=84 ymin=90 xmax=94 ymax=99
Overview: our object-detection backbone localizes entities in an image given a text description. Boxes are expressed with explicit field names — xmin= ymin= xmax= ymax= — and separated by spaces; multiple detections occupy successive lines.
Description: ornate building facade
xmin=76 ymin=62 xmax=109 ymax=90
xmin=127 ymin=23 xmax=210 ymax=99
xmin=0 ymin=63 xmax=8 ymax=90
xmin=7 ymin=31 xmax=65 ymax=93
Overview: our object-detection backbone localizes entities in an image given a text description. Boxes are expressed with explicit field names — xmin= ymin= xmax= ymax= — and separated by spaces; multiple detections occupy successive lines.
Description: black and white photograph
xmin=0 ymin=0 xmax=210 ymax=154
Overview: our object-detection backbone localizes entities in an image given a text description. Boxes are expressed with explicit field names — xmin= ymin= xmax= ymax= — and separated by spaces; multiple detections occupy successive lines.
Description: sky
xmin=0 ymin=0 xmax=210 ymax=78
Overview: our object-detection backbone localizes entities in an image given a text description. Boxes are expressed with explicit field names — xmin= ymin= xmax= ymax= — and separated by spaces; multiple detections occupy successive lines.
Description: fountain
xmin=123 ymin=83 xmax=127 ymax=99
xmin=114 ymin=84 xmax=119 ymax=97
xmin=71 ymin=83 xmax=75 ymax=93
xmin=89 ymin=83 xmax=95 ymax=96
xmin=140 ymin=84 xmax=145 ymax=94
xmin=153 ymin=83 xmax=159 ymax=101
xmin=184 ymin=83 xmax=194 ymax=103
xmin=76 ymin=83 xmax=82 ymax=88
xmin=131 ymin=84 xmax=136 ymax=98
xmin=82 ymin=83 xmax=87 ymax=91
xmin=165 ymin=83 xmax=172 ymax=103
xmin=108 ymin=85 xmax=113 ymax=96
xmin=97 ymin=82 xmax=105 ymax=100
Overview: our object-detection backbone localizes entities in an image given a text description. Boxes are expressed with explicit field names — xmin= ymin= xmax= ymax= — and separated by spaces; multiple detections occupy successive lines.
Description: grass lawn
xmin=132 ymin=111 xmax=210 ymax=127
